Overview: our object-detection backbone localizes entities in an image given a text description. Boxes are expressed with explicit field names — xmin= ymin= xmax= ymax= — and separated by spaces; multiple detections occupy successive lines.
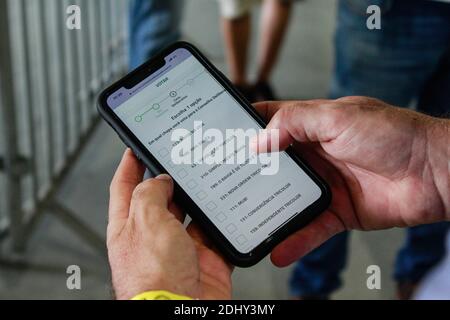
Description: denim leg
xmin=333 ymin=0 xmax=450 ymax=284
xmin=395 ymin=223 xmax=450 ymax=283
xmin=417 ymin=48 xmax=450 ymax=117
xmin=289 ymin=232 xmax=349 ymax=297
xmin=331 ymin=0 xmax=450 ymax=105
xmin=129 ymin=0 xmax=184 ymax=70
xmin=395 ymin=47 xmax=450 ymax=284
xmin=290 ymin=0 xmax=450 ymax=296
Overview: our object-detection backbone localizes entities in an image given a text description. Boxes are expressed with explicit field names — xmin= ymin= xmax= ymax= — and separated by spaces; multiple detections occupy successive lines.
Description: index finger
xmin=252 ymin=101 xmax=295 ymax=121
xmin=253 ymin=100 xmax=332 ymax=122
xmin=109 ymin=149 xmax=145 ymax=223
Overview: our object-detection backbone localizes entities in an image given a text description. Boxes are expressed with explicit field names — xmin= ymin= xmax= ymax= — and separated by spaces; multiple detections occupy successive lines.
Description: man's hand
xmin=107 ymin=149 xmax=232 ymax=300
xmin=252 ymin=97 xmax=449 ymax=267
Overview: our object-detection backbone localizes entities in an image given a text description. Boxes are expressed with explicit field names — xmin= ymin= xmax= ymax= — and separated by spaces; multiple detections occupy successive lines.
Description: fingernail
xmin=156 ymin=174 xmax=172 ymax=181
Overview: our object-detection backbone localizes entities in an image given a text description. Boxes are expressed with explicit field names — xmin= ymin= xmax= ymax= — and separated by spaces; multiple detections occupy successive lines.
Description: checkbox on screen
xmin=166 ymin=160 xmax=175 ymax=169
xmin=206 ymin=201 xmax=217 ymax=211
xmin=236 ymin=235 xmax=248 ymax=245
xmin=187 ymin=179 xmax=198 ymax=189
xmin=158 ymin=148 xmax=169 ymax=158
xmin=177 ymin=169 xmax=188 ymax=179
xmin=226 ymin=224 xmax=237 ymax=234
xmin=196 ymin=190 xmax=207 ymax=201
xmin=215 ymin=212 xmax=227 ymax=223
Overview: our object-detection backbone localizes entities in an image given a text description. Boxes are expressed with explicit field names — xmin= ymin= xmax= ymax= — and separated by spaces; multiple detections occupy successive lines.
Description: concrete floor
xmin=0 ymin=0 xmax=405 ymax=299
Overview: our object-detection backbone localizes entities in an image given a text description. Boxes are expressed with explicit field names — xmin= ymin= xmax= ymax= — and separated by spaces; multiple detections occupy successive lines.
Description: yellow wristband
xmin=131 ymin=290 xmax=193 ymax=300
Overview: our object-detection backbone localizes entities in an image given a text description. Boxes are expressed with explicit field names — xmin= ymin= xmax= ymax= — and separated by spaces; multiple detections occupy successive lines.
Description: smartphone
xmin=98 ymin=41 xmax=331 ymax=267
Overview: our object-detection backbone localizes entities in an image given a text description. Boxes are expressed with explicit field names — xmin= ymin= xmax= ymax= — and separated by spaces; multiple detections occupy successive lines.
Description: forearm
xmin=425 ymin=116 xmax=450 ymax=220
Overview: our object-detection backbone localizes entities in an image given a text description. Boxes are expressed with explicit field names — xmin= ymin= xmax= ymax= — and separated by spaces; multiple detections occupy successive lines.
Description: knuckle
xmin=335 ymin=95 xmax=363 ymax=104
xmin=277 ymin=104 xmax=297 ymax=122
xmin=336 ymin=95 xmax=380 ymax=109
xmin=320 ymin=102 xmax=350 ymax=131
xmin=131 ymin=180 xmax=157 ymax=202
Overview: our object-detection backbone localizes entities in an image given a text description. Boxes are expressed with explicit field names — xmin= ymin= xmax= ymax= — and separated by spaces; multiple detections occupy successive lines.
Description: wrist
xmin=113 ymin=274 xmax=196 ymax=300
xmin=424 ymin=117 xmax=450 ymax=220
xmin=114 ymin=285 xmax=157 ymax=301
xmin=113 ymin=276 xmax=171 ymax=300
xmin=132 ymin=290 xmax=193 ymax=300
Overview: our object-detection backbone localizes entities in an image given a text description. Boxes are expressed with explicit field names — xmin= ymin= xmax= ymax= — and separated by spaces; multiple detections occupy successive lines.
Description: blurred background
xmin=1 ymin=0 xmax=448 ymax=299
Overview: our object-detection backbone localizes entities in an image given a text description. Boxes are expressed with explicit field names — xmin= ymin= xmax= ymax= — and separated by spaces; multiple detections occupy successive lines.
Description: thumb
xmin=129 ymin=174 xmax=175 ymax=219
xmin=251 ymin=100 xmax=345 ymax=153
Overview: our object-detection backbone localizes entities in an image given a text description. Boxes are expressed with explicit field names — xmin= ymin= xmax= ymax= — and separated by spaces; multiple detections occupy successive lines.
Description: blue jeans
xmin=129 ymin=0 xmax=184 ymax=70
xmin=290 ymin=0 xmax=450 ymax=297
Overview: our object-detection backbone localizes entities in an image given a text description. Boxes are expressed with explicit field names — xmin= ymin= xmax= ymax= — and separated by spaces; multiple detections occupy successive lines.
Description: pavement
xmin=0 ymin=0 xmax=404 ymax=299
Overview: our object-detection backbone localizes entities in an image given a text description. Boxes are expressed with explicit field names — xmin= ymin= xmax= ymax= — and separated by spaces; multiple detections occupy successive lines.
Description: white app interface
xmin=111 ymin=50 xmax=322 ymax=254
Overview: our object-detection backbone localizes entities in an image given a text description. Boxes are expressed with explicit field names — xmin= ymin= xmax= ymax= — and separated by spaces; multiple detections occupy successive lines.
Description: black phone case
xmin=97 ymin=41 xmax=332 ymax=267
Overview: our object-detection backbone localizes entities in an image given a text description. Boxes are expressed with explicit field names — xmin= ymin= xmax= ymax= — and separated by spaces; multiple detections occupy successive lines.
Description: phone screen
xmin=107 ymin=48 xmax=322 ymax=254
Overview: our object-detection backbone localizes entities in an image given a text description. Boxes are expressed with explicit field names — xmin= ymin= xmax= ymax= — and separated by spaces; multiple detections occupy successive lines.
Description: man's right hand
xmin=252 ymin=96 xmax=449 ymax=267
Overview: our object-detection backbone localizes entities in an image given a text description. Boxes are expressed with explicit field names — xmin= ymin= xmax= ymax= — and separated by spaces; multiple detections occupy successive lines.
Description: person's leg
xmin=221 ymin=14 xmax=251 ymax=86
xmin=395 ymin=223 xmax=450 ymax=299
xmin=254 ymin=0 xmax=293 ymax=100
xmin=414 ymin=232 xmax=450 ymax=300
xmin=331 ymin=0 xmax=450 ymax=299
xmin=330 ymin=0 xmax=450 ymax=104
xmin=218 ymin=0 xmax=254 ymax=88
xmin=416 ymin=48 xmax=450 ymax=118
xmin=290 ymin=232 xmax=349 ymax=299
xmin=129 ymin=0 xmax=184 ymax=70
xmin=291 ymin=0 xmax=450 ymax=299
xmin=394 ymin=38 xmax=450 ymax=299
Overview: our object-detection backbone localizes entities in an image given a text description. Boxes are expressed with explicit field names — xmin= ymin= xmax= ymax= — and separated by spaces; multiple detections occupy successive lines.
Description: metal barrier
xmin=0 ymin=0 xmax=129 ymax=255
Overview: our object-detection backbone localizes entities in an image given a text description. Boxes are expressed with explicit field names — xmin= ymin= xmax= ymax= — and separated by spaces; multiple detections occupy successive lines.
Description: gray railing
xmin=0 ymin=0 xmax=129 ymax=255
